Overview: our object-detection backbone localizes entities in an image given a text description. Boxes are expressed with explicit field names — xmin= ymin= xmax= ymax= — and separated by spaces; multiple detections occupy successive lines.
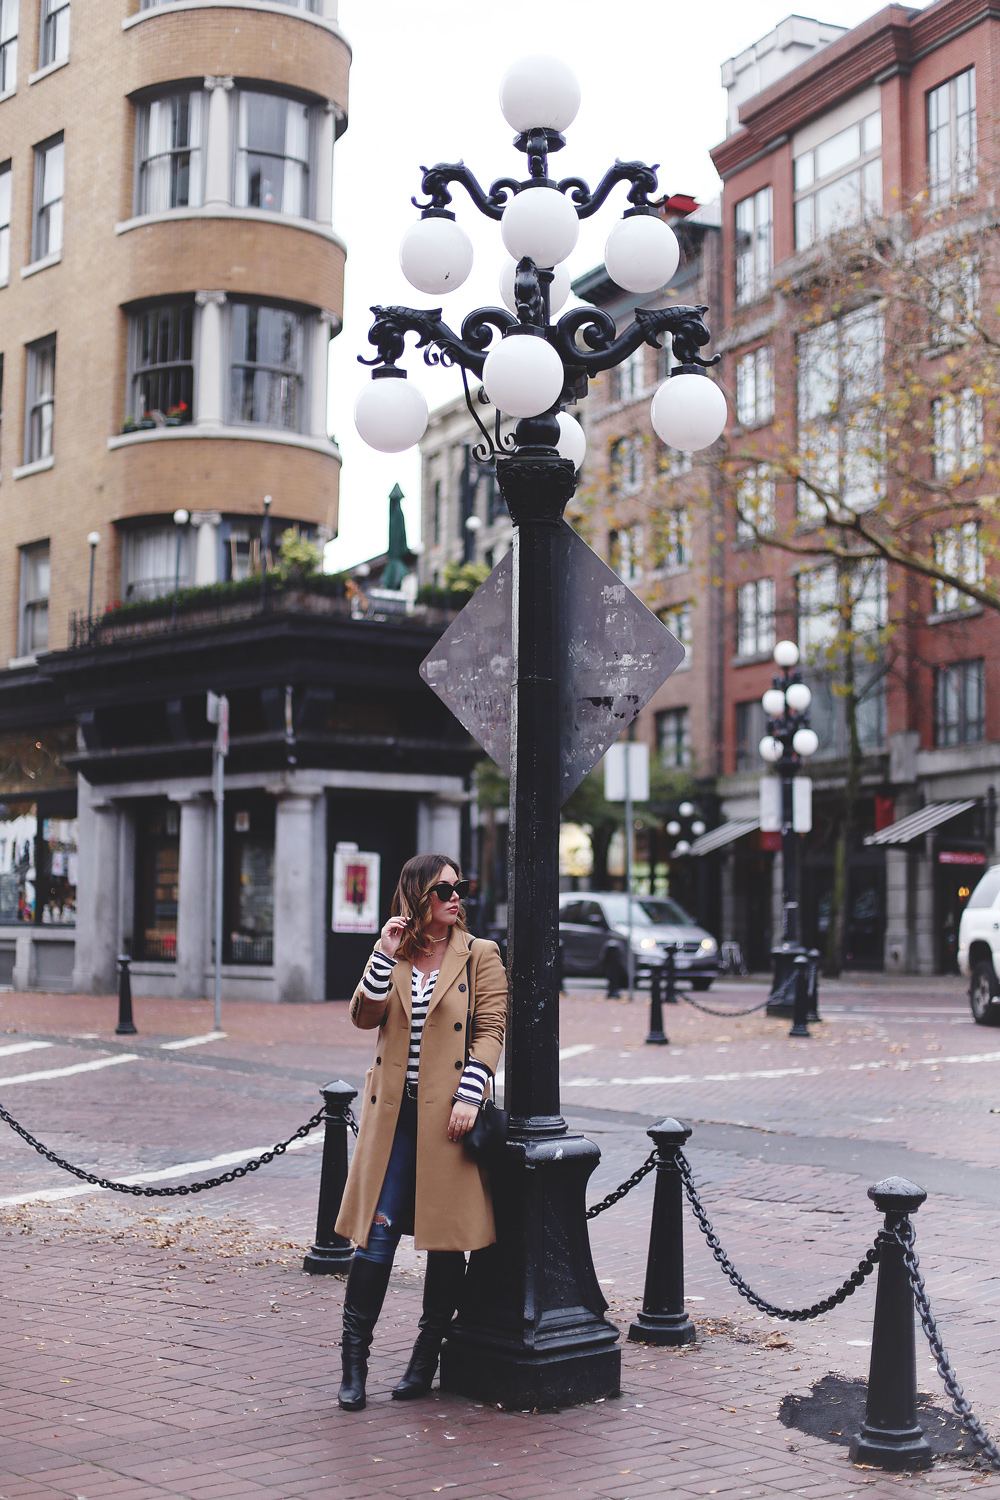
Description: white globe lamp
xmin=501 ymin=187 xmax=579 ymax=267
xmin=173 ymin=508 xmax=189 ymax=527
xmin=499 ymin=55 xmax=581 ymax=133
xmin=399 ymin=216 xmax=473 ymax=295
xmin=465 ymin=515 xmax=482 ymax=532
xmin=761 ymin=688 xmax=786 ymax=718
xmin=785 ymin=681 xmax=812 ymax=714
xmin=604 ymin=214 xmax=680 ymax=294
xmin=666 ymin=820 xmax=681 ymax=837
xmin=678 ymin=801 xmax=694 ymax=817
xmin=650 ymin=374 xmax=727 ymax=452
xmin=482 ymin=334 xmax=565 ymax=419
xmin=500 ymin=257 xmax=570 ymax=315
xmin=773 ymin=640 xmax=800 ymax=668
xmin=758 ymin=735 xmax=782 ymax=764
xmin=792 ymin=727 xmax=819 ymax=758
xmin=555 ymin=412 xmax=586 ymax=469
xmin=691 ymin=820 xmax=706 ymax=837
xmin=354 ymin=377 xmax=429 ymax=453
xmin=674 ymin=840 xmax=691 ymax=855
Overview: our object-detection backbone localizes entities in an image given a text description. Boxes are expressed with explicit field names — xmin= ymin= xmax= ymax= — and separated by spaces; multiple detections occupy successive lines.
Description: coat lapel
xmin=426 ymin=930 xmax=471 ymax=1019
xmin=394 ymin=958 xmax=413 ymax=1021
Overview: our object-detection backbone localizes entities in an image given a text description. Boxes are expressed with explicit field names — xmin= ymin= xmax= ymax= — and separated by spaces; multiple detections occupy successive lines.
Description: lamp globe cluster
xmin=757 ymin=640 xmax=819 ymax=765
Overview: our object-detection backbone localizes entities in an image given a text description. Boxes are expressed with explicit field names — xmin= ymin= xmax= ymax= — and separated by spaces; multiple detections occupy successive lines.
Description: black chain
xmin=677 ymin=1151 xmax=880 ymax=1319
xmin=586 ymin=1149 xmax=657 ymax=1219
xmin=347 ymin=1107 xmax=359 ymax=1138
xmin=680 ymin=992 xmax=773 ymax=1018
xmin=0 ymin=1099 xmax=327 ymax=1197
xmin=893 ymin=1219 xmax=1000 ymax=1469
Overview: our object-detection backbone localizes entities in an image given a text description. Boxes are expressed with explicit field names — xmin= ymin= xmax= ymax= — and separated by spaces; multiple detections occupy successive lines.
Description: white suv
xmin=957 ymin=864 xmax=1000 ymax=1023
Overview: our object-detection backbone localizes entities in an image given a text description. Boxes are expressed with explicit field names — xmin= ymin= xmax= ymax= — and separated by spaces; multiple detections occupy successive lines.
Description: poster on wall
xmin=332 ymin=845 xmax=381 ymax=934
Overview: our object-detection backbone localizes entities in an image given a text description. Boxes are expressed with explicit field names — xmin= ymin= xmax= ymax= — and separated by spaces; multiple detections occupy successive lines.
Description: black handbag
xmin=461 ymin=949 xmax=509 ymax=1163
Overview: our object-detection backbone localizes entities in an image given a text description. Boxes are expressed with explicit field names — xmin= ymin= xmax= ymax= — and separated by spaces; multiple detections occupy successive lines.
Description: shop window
xmin=225 ymin=798 xmax=274 ymax=964
xmin=229 ymin=301 xmax=305 ymax=431
xmin=136 ymin=92 xmax=203 ymax=215
xmin=0 ymin=799 xmax=77 ymax=925
xmin=234 ymin=90 xmax=313 ymax=218
xmin=31 ymin=133 xmax=63 ymax=261
xmin=927 ymin=68 xmax=976 ymax=204
xmin=38 ymin=0 xmax=68 ymax=69
xmin=0 ymin=0 xmax=16 ymax=93
xmin=134 ymin=801 xmax=179 ymax=961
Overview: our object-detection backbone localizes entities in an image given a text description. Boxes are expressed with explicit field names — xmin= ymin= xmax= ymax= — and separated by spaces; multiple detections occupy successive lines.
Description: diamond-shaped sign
xmin=420 ymin=521 xmax=685 ymax=802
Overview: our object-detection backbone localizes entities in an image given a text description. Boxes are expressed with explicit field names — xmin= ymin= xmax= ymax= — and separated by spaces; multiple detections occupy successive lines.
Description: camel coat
xmin=335 ymin=930 xmax=508 ymax=1253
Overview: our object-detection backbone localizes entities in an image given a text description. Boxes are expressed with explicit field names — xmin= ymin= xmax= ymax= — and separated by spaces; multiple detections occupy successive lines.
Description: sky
xmin=324 ymin=0 xmax=913 ymax=573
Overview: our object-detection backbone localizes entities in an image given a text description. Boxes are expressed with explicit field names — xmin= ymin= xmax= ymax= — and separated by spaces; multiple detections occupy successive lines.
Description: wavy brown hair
xmin=391 ymin=853 xmax=467 ymax=962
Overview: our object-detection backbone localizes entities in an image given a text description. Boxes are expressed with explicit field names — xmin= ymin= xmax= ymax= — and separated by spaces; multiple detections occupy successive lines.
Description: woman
xmin=334 ymin=853 xmax=507 ymax=1411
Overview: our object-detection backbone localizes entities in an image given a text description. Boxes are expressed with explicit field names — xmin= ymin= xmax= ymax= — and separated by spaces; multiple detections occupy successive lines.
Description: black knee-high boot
xmin=338 ymin=1257 xmax=393 ymax=1411
xmin=392 ymin=1251 xmax=466 ymax=1400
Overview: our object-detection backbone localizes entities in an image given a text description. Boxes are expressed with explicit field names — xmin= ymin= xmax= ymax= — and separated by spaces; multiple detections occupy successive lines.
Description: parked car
xmin=558 ymin=891 xmax=719 ymax=990
xmin=957 ymin=863 xmax=1000 ymax=1023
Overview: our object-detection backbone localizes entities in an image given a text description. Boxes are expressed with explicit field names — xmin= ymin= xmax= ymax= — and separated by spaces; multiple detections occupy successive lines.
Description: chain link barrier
xmin=679 ymin=991 xmax=774 ymax=1019
xmin=893 ymin=1219 xmax=1000 ymax=1470
xmin=0 ymin=1098 xmax=327 ymax=1198
xmin=677 ymin=1151 xmax=881 ymax=1319
xmin=347 ymin=1107 xmax=359 ymax=1138
xmin=586 ymin=1148 xmax=657 ymax=1219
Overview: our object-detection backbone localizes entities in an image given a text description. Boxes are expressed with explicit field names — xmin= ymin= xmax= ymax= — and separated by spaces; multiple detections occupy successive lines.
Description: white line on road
xmin=0 ymin=1127 xmax=324 ymax=1208
xmin=160 ymin=1032 xmax=227 ymax=1051
xmin=559 ymin=1044 xmax=596 ymax=1060
xmin=561 ymin=1048 xmax=1000 ymax=1091
xmin=0 ymin=1040 xmax=52 ymax=1059
xmin=0 ymin=1054 xmax=139 ymax=1088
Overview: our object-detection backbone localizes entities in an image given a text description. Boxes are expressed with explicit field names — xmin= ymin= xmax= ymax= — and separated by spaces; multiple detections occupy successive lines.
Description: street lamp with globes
xmin=759 ymin=639 xmax=819 ymax=1015
xmin=352 ymin=53 xmax=728 ymax=1409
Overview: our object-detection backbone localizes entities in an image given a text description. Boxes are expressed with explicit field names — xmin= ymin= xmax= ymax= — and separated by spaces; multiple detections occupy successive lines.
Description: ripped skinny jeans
xmin=354 ymin=1091 xmax=417 ymax=1266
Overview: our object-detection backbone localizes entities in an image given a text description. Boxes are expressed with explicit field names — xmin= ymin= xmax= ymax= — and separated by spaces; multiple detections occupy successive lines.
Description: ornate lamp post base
xmin=440 ymin=1133 xmax=621 ymax=1408
xmin=766 ymin=942 xmax=805 ymax=1016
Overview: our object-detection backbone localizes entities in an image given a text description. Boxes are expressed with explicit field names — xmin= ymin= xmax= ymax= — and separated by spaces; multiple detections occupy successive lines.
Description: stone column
xmin=173 ymin=793 xmax=212 ymax=999
xmin=202 ymin=76 xmax=234 ymax=207
xmin=417 ymin=795 xmax=463 ymax=860
xmin=883 ymin=847 xmax=910 ymax=972
xmin=274 ymin=788 xmax=323 ymax=1002
xmin=310 ymin=312 xmax=332 ymax=439
xmin=195 ymin=291 xmax=226 ymax=427
xmin=72 ymin=778 xmax=121 ymax=995
xmin=914 ymin=842 xmax=936 ymax=974
xmin=192 ymin=511 xmax=221 ymax=585
xmin=315 ymin=102 xmax=336 ymax=224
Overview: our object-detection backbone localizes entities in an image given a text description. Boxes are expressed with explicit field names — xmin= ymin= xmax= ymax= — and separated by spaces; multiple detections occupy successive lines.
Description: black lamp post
xmin=86 ymin=531 xmax=100 ymax=620
xmin=353 ymin=54 xmax=727 ymax=1409
xmin=759 ymin=640 xmax=819 ymax=1016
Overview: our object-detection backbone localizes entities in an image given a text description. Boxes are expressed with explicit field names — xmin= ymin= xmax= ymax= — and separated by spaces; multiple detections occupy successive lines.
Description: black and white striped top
xmin=360 ymin=949 xmax=491 ymax=1105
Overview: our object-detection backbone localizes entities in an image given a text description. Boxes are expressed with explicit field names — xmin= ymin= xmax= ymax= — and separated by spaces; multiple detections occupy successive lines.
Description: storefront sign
xmin=332 ymin=847 xmax=381 ymax=933
xmin=938 ymin=850 xmax=986 ymax=866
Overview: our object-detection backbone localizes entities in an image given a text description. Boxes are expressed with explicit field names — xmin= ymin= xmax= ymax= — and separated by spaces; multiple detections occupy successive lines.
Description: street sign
xmin=793 ymin=777 xmax=812 ymax=833
xmin=420 ymin=522 xmax=684 ymax=803
xmin=604 ymin=742 xmax=650 ymax=802
xmin=760 ymin=777 xmax=780 ymax=832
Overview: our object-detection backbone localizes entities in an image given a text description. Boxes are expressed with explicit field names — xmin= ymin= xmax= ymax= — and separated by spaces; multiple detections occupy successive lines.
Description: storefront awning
xmin=689 ymin=818 xmax=760 ymax=857
xmin=864 ymin=800 xmax=977 ymax=846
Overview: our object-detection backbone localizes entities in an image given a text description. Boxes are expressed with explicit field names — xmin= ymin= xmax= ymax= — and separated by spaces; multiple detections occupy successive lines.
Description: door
xmin=326 ymin=793 xmax=418 ymax=999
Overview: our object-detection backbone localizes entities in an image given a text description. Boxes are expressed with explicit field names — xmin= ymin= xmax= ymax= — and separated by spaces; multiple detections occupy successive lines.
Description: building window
xmin=935 ymin=659 xmax=984 ymax=746
xmin=235 ymin=90 xmax=312 ymax=218
xmin=932 ymin=388 xmax=982 ymax=476
xmin=735 ymin=186 xmax=772 ymax=306
xmin=0 ymin=0 xmax=16 ymax=92
xmin=133 ymin=801 xmax=179 ymax=962
xmin=225 ymin=798 xmax=274 ymax=965
xmin=929 ymin=257 xmax=979 ymax=348
xmin=798 ymin=558 xmax=887 ymax=656
xmin=609 ymin=523 xmax=643 ymax=585
xmin=0 ymin=160 xmax=9 ymax=284
xmin=736 ymin=465 xmax=775 ymax=541
xmin=661 ymin=508 xmax=691 ymax=571
xmin=432 ymin=480 xmax=441 ymax=546
xmin=136 ymin=92 xmax=203 ymax=215
xmin=660 ymin=601 xmax=692 ymax=663
xmin=735 ymin=346 xmax=774 ymax=427
xmin=735 ymin=700 xmax=766 ymax=772
xmin=797 ymin=306 xmax=883 ymax=518
xmin=38 ymin=0 xmax=68 ymax=69
xmin=928 ymin=68 xmax=976 ymax=204
xmin=18 ymin=543 xmax=49 ymax=655
xmin=797 ymin=564 xmax=838 ymax=654
xmin=933 ymin=522 xmax=983 ymax=613
xmin=32 ymin=134 xmax=63 ymax=261
xmin=663 ymin=447 xmax=692 ymax=479
xmin=611 ymin=435 xmax=644 ymax=494
xmin=736 ymin=578 xmax=775 ymax=658
xmin=24 ymin=335 xmax=55 ymax=463
xmin=229 ymin=301 xmax=305 ymax=431
xmin=129 ymin=303 xmax=194 ymax=422
xmin=794 ymin=111 xmax=881 ymax=249
xmin=656 ymin=706 xmax=691 ymax=768
xmin=121 ymin=524 xmax=195 ymax=601
xmin=610 ymin=347 xmax=644 ymax=403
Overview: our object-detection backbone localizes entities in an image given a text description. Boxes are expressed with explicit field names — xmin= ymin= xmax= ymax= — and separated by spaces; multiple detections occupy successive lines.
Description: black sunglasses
xmin=426 ymin=880 xmax=469 ymax=902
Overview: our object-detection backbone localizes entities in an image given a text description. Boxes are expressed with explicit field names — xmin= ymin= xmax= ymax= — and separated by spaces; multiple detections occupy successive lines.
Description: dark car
xmin=558 ymin=892 xmax=719 ymax=990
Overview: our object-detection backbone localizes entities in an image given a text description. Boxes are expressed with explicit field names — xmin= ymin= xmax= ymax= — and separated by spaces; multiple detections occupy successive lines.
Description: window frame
xmin=129 ymin=301 xmax=195 ymax=422
xmin=934 ymin=658 xmax=984 ymax=746
xmin=24 ymin=333 xmax=55 ymax=465
xmin=735 ymin=577 xmax=775 ymax=659
xmin=796 ymin=305 xmax=884 ymax=519
xmin=735 ymin=464 xmax=775 ymax=542
xmin=932 ymin=387 xmax=983 ymax=477
xmin=31 ymin=132 xmax=63 ymax=263
xmin=135 ymin=90 xmax=204 ymax=217
xmin=933 ymin=521 xmax=983 ymax=613
xmin=927 ymin=67 xmax=977 ymax=205
xmin=660 ymin=601 xmax=693 ymax=663
xmin=18 ymin=541 xmax=50 ymax=657
xmin=611 ymin=434 xmax=644 ymax=496
xmin=0 ymin=0 xmax=17 ymax=93
xmin=655 ymin=706 xmax=691 ymax=769
xmin=734 ymin=186 xmax=772 ymax=307
xmin=233 ymin=87 xmax=315 ymax=220
xmin=0 ymin=159 xmax=10 ymax=285
xmin=38 ymin=0 xmax=68 ymax=70
xmin=735 ymin=345 xmax=774 ymax=428
xmin=227 ymin=298 xmax=308 ymax=433
xmin=793 ymin=111 xmax=882 ymax=250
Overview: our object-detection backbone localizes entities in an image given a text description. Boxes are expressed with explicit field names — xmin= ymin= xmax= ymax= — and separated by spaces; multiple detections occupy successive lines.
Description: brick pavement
xmin=1 ymin=980 xmax=1000 ymax=1497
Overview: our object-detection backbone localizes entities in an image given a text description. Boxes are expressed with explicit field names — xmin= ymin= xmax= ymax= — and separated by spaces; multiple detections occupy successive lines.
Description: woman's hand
xmin=377 ymin=914 xmax=409 ymax=960
xmin=447 ymin=1100 xmax=479 ymax=1142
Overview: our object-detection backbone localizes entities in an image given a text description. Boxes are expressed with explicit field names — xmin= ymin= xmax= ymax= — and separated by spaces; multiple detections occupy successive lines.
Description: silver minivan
xmin=559 ymin=891 xmax=719 ymax=990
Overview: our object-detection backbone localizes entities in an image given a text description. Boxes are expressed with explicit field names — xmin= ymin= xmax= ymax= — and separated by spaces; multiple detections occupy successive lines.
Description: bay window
xmin=235 ymin=90 xmax=312 ymax=217
xmin=130 ymin=302 xmax=194 ymax=422
xmin=229 ymin=301 xmax=305 ymax=431
xmin=136 ymin=92 xmax=203 ymax=214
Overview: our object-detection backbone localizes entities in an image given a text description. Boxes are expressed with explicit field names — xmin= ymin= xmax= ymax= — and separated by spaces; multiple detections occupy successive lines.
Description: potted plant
xmin=165 ymin=401 xmax=189 ymax=427
xmin=120 ymin=415 xmax=138 ymax=434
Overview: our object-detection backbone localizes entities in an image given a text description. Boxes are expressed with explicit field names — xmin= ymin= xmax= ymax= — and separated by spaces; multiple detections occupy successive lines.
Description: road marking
xmin=559 ymin=1044 xmax=596 ymax=1060
xmin=160 ymin=1032 xmax=227 ymax=1051
xmin=562 ymin=1049 xmax=1000 ymax=1091
xmin=0 ymin=1128 xmax=324 ymax=1208
xmin=0 ymin=1054 xmax=139 ymax=1087
xmin=0 ymin=1040 xmax=52 ymax=1059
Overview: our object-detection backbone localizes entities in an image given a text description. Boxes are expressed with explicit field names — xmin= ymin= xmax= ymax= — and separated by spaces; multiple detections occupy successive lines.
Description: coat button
xmin=454 ymin=1022 xmax=462 ymax=1031
xmin=371 ymin=1095 xmax=376 ymax=1104
xmin=458 ymin=984 xmax=466 ymax=992
xmin=376 ymin=1057 xmax=381 ymax=1064
xmin=455 ymin=1061 xmax=462 ymax=1070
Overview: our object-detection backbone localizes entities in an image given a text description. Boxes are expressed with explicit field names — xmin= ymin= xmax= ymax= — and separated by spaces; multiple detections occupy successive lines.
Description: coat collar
xmin=425 ymin=927 xmax=473 ymax=1018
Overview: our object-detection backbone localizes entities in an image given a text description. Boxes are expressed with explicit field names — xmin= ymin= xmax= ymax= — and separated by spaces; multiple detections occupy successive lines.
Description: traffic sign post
xmin=206 ymin=692 xmax=229 ymax=1031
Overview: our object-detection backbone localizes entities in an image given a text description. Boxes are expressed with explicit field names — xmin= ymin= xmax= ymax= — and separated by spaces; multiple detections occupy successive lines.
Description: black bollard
xmin=849 ymin=1177 xmax=933 ymax=1471
xmin=789 ymin=953 xmax=810 ymax=1038
xmin=807 ymin=947 xmax=821 ymax=1023
xmin=303 ymin=1080 xmax=358 ymax=1275
xmin=664 ymin=941 xmax=678 ymax=1003
xmin=115 ymin=954 xmax=137 ymax=1036
xmin=628 ymin=1118 xmax=696 ymax=1346
xmin=645 ymin=966 xmax=669 ymax=1045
